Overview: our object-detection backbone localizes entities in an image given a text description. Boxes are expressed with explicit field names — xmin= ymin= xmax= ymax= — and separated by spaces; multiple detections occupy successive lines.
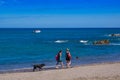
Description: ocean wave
xmin=0 ymin=67 xmax=32 ymax=72
xmin=104 ymin=34 xmax=111 ymax=37
xmin=110 ymin=43 xmax=120 ymax=45
xmin=107 ymin=33 xmax=120 ymax=37
xmin=54 ymin=40 xmax=68 ymax=43
xmin=80 ymin=40 xmax=88 ymax=43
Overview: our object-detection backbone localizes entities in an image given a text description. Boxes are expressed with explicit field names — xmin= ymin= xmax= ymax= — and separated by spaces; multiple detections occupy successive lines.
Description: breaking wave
xmin=54 ymin=40 xmax=68 ymax=43
xmin=80 ymin=40 xmax=88 ymax=43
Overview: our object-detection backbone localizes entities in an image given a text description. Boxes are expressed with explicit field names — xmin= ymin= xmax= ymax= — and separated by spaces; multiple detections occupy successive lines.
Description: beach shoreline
xmin=0 ymin=62 xmax=120 ymax=80
xmin=0 ymin=61 xmax=119 ymax=74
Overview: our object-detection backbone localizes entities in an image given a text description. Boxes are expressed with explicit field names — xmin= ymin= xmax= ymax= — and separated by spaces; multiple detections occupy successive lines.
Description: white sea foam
xmin=104 ymin=34 xmax=111 ymax=37
xmin=107 ymin=33 xmax=120 ymax=37
xmin=54 ymin=40 xmax=68 ymax=43
xmin=108 ymin=34 xmax=112 ymax=37
xmin=0 ymin=67 xmax=32 ymax=72
xmin=80 ymin=40 xmax=88 ymax=43
xmin=44 ymin=65 xmax=56 ymax=68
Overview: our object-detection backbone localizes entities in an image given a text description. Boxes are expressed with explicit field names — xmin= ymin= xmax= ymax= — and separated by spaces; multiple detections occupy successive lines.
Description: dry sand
xmin=0 ymin=62 xmax=120 ymax=80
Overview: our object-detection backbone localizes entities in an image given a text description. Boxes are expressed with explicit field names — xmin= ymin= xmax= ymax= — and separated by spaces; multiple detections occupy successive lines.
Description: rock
xmin=93 ymin=40 xmax=110 ymax=45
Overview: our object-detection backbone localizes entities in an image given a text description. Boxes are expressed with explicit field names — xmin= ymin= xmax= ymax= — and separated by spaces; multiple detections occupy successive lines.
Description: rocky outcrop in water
xmin=93 ymin=40 xmax=110 ymax=45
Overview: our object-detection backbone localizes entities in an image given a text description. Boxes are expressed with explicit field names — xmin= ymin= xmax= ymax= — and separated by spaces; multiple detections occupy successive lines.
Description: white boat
xmin=34 ymin=30 xmax=41 ymax=33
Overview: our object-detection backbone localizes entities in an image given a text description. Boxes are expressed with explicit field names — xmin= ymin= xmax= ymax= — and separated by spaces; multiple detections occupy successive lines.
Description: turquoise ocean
xmin=0 ymin=28 xmax=120 ymax=71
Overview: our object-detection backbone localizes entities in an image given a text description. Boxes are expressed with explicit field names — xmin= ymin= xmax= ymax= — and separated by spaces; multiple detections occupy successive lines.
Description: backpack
xmin=66 ymin=53 xmax=71 ymax=60
xmin=55 ymin=54 xmax=59 ymax=61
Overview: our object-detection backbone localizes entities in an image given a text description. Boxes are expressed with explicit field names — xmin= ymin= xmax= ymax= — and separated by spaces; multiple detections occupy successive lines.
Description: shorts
xmin=57 ymin=60 xmax=62 ymax=62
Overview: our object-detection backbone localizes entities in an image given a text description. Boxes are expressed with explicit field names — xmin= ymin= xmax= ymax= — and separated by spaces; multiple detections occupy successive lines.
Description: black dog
xmin=33 ymin=64 xmax=45 ymax=71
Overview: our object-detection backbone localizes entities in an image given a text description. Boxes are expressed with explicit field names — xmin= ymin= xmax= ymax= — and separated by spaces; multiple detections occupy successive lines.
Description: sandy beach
xmin=0 ymin=62 xmax=120 ymax=80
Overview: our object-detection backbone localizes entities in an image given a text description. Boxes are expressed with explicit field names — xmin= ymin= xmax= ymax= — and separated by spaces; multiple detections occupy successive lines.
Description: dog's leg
xmin=39 ymin=67 xmax=41 ymax=71
xmin=33 ymin=66 xmax=36 ymax=72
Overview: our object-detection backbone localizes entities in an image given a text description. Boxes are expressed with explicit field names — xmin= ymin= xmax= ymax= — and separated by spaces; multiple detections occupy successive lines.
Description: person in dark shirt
xmin=66 ymin=48 xmax=71 ymax=68
xmin=56 ymin=50 xmax=64 ymax=68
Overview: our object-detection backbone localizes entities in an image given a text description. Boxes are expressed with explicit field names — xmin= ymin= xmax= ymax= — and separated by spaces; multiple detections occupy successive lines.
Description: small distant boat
xmin=33 ymin=30 xmax=41 ymax=33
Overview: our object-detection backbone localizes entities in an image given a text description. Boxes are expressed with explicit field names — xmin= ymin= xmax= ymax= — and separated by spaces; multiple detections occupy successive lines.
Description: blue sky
xmin=0 ymin=0 xmax=120 ymax=28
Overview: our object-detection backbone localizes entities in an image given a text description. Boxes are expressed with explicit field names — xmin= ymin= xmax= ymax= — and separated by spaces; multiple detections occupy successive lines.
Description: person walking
xmin=56 ymin=50 xmax=64 ymax=68
xmin=65 ymin=48 xmax=71 ymax=68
